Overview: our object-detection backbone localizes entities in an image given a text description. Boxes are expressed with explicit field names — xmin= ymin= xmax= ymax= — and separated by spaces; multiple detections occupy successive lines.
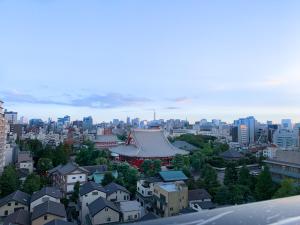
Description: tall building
xmin=0 ymin=100 xmax=6 ymax=173
xmin=83 ymin=116 xmax=93 ymax=130
xmin=238 ymin=124 xmax=249 ymax=146
xmin=4 ymin=110 xmax=17 ymax=125
xmin=281 ymin=119 xmax=292 ymax=130
xmin=234 ymin=116 xmax=257 ymax=144
xmin=273 ymin=128 xmax=298 ymax=150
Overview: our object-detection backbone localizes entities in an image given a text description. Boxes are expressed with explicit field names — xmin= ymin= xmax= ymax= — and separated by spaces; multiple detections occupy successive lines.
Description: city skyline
xmin=2 ymin=1 xmax=300 ymax=122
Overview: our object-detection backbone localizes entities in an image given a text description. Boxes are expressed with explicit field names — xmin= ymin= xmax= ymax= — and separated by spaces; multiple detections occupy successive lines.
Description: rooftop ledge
xmin=129 ymin=195 xmax=300 ymax=225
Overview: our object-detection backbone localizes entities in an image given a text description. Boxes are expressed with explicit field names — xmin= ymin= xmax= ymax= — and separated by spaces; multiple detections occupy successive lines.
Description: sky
xmin=1 ymin=0 xmax=300 ymax=123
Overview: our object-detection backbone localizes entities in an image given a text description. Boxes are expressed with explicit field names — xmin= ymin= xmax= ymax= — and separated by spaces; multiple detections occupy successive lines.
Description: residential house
xmin=104 ymin=182 xmax=130 ymax=202
xmin=0 ymin=190 xmax=30 ymax=217
xmin=48 ymin=162 xmax=88 ymax=194
xmin=44 ymin=219 xmax=75 ymax=225
xmin=17 ymin=151 xmax=33 ymax=173
xmin=3 ymin=209 xmax=30 ymax=225
xmin=79 ymin=182 xmax=106 ymax=224
xmin=119 ymin=200 xmax=142 ymax=222
xmin=87 ymin=197 xmax=120 ymax=225
xmin=153 ymin=181 xmax=188 ymax=217
xmin=136 ymin=177 xmax=161 ymax=213
xmin=30 ymin=187 xmax=63 ymax=212
xmin=31 ymin=201 xmax=67 ymax=225
xmin=188 ymin=189 xmax=215 ymax=211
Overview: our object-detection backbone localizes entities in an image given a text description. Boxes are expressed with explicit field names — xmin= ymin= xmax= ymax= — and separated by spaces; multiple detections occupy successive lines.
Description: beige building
xmin=87 ymin=197 xmax=120 ymax=225
xmin=31 ymin=201 xmax=66 ymax=225
xmin=153 ymin=181 xmax=188 ymax=217
xmin=104 ymin=182 xmax=130 ymax=202
xmin=0 ymin=190 xmax=31 ymax=217
xmin=30 ymin=187 xmax=63 ymax=212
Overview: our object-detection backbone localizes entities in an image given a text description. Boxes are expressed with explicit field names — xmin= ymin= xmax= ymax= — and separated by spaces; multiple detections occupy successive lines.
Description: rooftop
xmin=88 ymin=197 xmax=120 ymax=217
xmin=31 ymin=187 xmax=63 ymax=203
xmin=119 ymin=200 xmax=141 ymax=212
xmin=31 ymin=201 xmax=66 ymax=221
xmin=109 ymin=129 xmax=188 ymax=158
xmin=158 ymin=170 xmax=188 ymax=182
xmin=3 ymin=209 xmax=30 ymax=225
xmin=0 ymin=190 xmax=31 ymax=207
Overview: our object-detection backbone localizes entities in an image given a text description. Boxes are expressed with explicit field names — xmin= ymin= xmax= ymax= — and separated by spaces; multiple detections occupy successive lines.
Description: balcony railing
xmin=128 ymin=195 xmax=300 ymax=225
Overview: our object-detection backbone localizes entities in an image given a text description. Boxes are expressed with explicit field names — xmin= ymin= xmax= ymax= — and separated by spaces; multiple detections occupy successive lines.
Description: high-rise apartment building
xmin=281 ymin=119 xmax=292 ymax=130
xmin=234 ymin=116 xmax=257 ymax=144
xmin=83 ymin=116 xmax=93 ymax=130
xmin=0 ymin=100 xmax=6 ymax=173
xmin=4 ymin=110 xmax=17 ymax=125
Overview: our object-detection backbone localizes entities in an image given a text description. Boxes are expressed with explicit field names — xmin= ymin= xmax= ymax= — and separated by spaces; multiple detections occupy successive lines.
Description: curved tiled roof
xmin=110 ymin=129 xmax=188 ymax=157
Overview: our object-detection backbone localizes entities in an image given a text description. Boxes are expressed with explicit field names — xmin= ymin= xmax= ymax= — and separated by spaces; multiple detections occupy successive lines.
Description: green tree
xmin=0 ymin=165 xmax=20 ymax=197
xmin=202 ymin=165 xmax=220 ymax=194
xmin=214 ymin=186 xmax=230 ymax=205
xmin=224 ymin=162 xmax=238 ymax=186
xmin=273 ymin=179 xmax=297 ymax=199
xmin=190 ymin=151 xmax=205 ymax=171
xmin=255 ymin=166 xmax=274 ymax=201
xmin=101 ymin=172 xmax=115 ymax=186
xmin=95 ymin=157 xmax=108 ymax=165
xmin=37 ymin=158 xmax=53 ymax=174
xmin=172 ymin=154 xmax=190 ymax=170
xmin=22 ymin=174 xmax=41 ymax=194
xmin=71 ymin=181 xmax=80 ymax=203
xmin=141 ymin=159 xmax=161 ymax=177
xmin=238 ymin=166 xmax=251 ymax=186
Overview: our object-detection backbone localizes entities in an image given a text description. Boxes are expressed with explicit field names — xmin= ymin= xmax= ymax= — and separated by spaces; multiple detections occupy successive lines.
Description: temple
xmin=109 ymin=129 xmax=188 ymax=167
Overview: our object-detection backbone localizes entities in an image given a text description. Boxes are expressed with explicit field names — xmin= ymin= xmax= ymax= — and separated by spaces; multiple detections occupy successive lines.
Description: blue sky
xmin=1 ymin=0 xmax=300 ymax=123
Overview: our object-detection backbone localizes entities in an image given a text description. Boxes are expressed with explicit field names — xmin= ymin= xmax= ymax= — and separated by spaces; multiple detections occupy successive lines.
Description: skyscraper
xmin=4 ymin=110 xmax=17 ymax=125
xmin=234 ymin=116 xmax=257 ymax=144
xmin=83 ymin=116 xmax=93 ymax=130
xmin=0 ymin=100 xmax=6 ymax=173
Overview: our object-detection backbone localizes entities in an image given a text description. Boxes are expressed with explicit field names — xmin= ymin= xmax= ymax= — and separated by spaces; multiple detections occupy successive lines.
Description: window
xmin=86 ymin=203 xmax=88 ymax=206
xmin=44 ymin=215 xmax=48 ymax=220
xmin=134 ymin=214 xmax=137 ymax=218
xmin=107 ymin=217 xmax=111 ymax=222
xmin=4 ymin=210 xmax=8 ymax=216
xmin=7 ymin=202 xmax=11 ymax=206
xmin=105 ymin=208 xmax=108 ymax=212
xmin=124 ymin=196 xmax=126 ymax=200
xmin=80 ymin=176 xmax=82 ymax=178
xmin=15 ymin=202 xmax=18 ymax=206
xmin=170 ymin=207 xmax=173 ymax=211
xmin=92 ymin=191 xmax=98 ymax=195
xmin=72 ymin=177 xmax=76 ymax=179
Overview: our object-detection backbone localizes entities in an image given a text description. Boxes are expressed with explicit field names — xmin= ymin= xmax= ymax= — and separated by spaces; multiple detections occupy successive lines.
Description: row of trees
xmin=0 ymin=165 xmax=47 ymax=197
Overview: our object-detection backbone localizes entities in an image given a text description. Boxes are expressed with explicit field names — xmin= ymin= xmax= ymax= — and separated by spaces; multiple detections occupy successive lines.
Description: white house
xmin=119 ymin=200 xmax=142 ymax=222
xmin=48 ymin=162 xmax=88 ymax=194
